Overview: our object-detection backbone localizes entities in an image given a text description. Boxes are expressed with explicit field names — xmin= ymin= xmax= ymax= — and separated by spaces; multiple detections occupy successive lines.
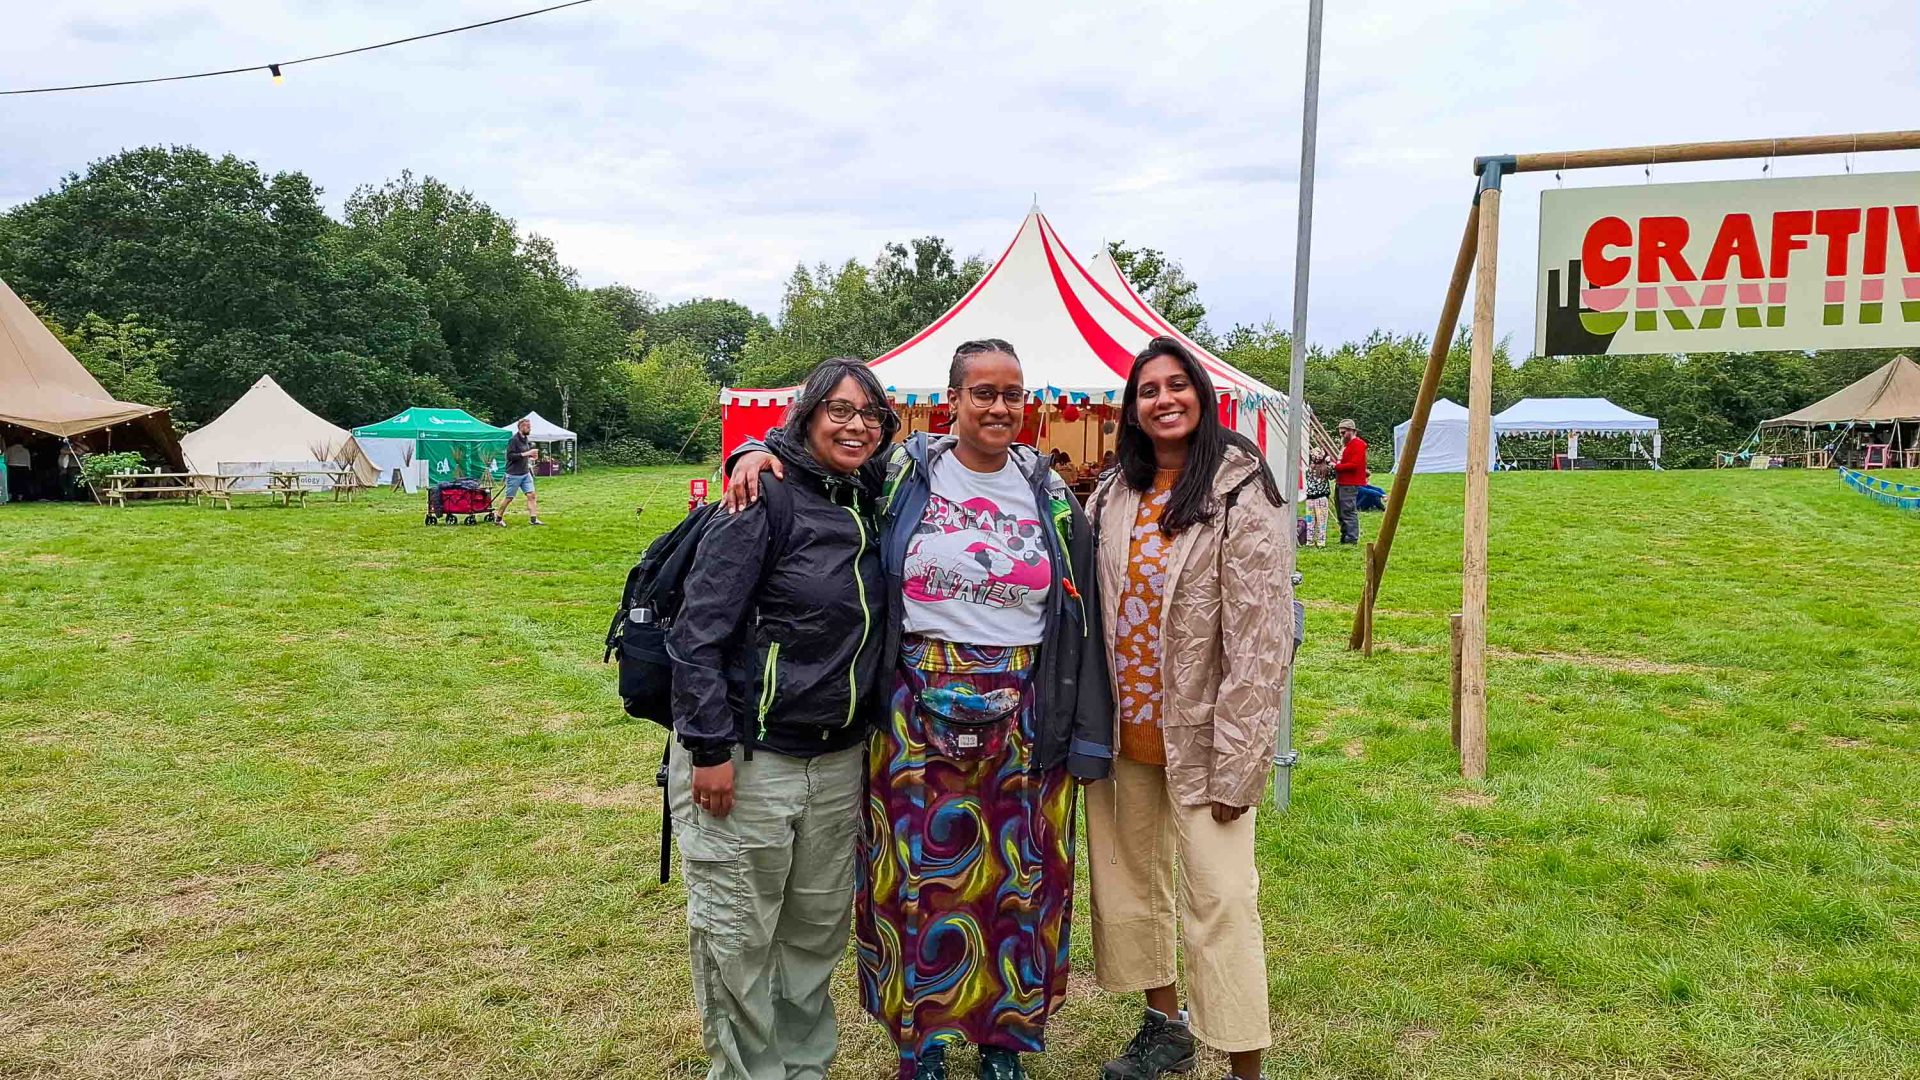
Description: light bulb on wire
xmin=269 ymin=64 xmax=283 ymax=85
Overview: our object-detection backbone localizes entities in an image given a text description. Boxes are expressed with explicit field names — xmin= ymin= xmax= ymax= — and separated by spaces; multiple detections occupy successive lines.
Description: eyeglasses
xmin=822 ymin=399 xmax=891 ymax=426
xmin=958 ymin=385 xmax=1031 ymax=408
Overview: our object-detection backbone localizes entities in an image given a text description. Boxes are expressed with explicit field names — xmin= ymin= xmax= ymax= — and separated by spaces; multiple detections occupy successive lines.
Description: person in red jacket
xmin=1333 ymin=418 xmax=1368 ymax=545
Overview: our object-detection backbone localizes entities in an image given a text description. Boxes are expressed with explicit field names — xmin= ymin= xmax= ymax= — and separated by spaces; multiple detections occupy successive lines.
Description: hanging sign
xmin=1536 ymin=171 xmax=1920 ymax=356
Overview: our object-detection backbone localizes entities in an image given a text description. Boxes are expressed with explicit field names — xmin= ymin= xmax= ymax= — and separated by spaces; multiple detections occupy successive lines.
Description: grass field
xmin=2 ymin=467 xmax=1916 ymax=1079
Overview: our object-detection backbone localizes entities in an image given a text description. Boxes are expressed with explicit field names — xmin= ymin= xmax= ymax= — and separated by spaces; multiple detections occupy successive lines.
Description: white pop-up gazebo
xmin=498 ymin=411 xmax=578 ymax=472
xmin=1492 ymin=397 xmax=1661 ymax=468
xmin=719 ymin=208 xmax=1336 ymax=474
xmin=1393 ymin=397 xmax=1496 ymax=473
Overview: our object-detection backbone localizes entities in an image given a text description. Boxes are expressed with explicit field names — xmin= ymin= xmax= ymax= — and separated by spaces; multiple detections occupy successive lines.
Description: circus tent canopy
xmin=720 ymin=209 xmax=1325 ymax=467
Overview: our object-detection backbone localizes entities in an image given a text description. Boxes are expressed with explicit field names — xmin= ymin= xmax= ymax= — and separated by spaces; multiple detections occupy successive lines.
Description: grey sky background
xmin=3 ymin=0 xmax=1918 ymax=350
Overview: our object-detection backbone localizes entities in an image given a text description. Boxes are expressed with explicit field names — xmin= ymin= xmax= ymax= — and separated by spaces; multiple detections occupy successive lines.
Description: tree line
xmin=2 ymin=146 xmax=1900 ymax=468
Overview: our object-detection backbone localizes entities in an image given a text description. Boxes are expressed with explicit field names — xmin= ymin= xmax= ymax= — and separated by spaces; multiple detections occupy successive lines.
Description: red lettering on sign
xmin=1895 ymin=205 xmax=1920 ymax=273
xmin=1768 ymin=210 xmax=1814 ymax=278
xmin=1702 ymin=213 xmax=1764 ymax=281
xmin=1638 ymin=216 xmax=1695 ymax=283
xmin=1582 ymin=216 xmax=1632 ymax=287
xmin=1864 ymin=207 xmax=1890 ymax=275
xmin=1813 ymin=208 xmax=1863 ymax=276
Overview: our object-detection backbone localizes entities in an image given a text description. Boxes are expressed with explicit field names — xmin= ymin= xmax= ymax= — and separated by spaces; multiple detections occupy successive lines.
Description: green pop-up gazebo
xmin=353 ymin=407 xmax=510 ymax=487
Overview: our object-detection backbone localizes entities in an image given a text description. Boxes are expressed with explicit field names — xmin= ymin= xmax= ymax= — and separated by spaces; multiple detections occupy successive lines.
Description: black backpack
xmin=603 ymin=481 xmax=793 ymax=882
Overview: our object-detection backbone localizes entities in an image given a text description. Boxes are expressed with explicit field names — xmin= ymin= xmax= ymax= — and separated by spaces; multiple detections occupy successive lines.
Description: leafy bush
xmin=582 ymin=438 xmax=683 ymax=468
xmin=79 ymin=451 xmax=147 ymax=489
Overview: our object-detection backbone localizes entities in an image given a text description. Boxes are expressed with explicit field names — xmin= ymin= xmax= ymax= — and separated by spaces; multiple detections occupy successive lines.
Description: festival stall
xmin=496 ymin=411 xmax=578 ymax=473
xmin=719 ymin=209 xmax=1333 ymax=482
xmin=352 ymin=408 xmax=510 ymax=491
xmin=1492 ymin=397 xmax=1661 ymax=469
xmin=1754 ymin=355 xmax=1920 ymax=469
xmin=1392 ymin=397 xmax=1495 ymax=474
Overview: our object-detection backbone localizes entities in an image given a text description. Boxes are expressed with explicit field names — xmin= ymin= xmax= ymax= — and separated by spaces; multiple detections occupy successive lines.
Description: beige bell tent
xmin=0 ymin=275 xmax=182 ymax=500
xmin=180 ymin=374 xmax=377 ymax=489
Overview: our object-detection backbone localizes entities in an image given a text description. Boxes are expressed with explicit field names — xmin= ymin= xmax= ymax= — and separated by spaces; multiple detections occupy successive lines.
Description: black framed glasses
xmin=958 ymin=385 xmax=1031 ymax=408
xmin=822 ymin=399 xmax=891 ymax=425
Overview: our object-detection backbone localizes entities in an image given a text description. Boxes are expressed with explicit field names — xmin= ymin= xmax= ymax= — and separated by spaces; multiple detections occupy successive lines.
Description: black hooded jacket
xmin=669 ymin=430 xmax=889 ymax=766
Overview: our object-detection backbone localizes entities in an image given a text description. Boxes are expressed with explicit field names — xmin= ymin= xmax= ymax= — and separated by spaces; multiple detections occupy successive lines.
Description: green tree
xmin=624 ymin=339 xmax=721 ymax=459
xmin=53 ymin=312 xmax=179 ymax=414
xmin=337 ymin=173 xmax=625 ymax=430
xmin=1107 ymin=241 xmax=1209 ymax=340
xmin=650 ymin=298 xmax=772 ymax=384
xmin=0 ymin=146 xmax=442 ymax=426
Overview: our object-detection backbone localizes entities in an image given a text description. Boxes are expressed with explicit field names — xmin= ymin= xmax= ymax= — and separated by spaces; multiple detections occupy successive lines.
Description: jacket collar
xmin=767 ymin=428 xmax=880 ymax=502
xmin=908 ymin=432 xmax=1059 ymax=496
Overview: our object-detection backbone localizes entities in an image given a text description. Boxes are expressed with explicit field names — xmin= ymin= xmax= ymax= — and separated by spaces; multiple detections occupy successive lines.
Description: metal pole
xmin=1275 ymin=0 xmax=1323 ymax=812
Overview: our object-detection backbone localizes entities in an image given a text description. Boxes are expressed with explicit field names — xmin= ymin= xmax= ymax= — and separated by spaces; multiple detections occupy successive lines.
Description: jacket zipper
xmin=840 ymin=498 xmax=871 ymax=728
xmin=756 ymin=640 xmax=781 ymax=741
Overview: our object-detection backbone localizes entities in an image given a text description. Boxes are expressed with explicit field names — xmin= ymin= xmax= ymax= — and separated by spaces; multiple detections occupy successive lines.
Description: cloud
xmin=4 ymin=0 xmax=1920 ymax=351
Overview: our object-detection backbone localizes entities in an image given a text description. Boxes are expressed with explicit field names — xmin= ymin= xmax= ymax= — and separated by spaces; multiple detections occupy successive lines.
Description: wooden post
xmin=1459 ymin=172 xmax=1501 ymax=781
xmin=1361 ymin=543 xmax=1377 ymax=657
xmin=1449 ymin=612 xmax=1464 ymax=752
xmin=1351 ymin=202 xmax=1480 ymax=649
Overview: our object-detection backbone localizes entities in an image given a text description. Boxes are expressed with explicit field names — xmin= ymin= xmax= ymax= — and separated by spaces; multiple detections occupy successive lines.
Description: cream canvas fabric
xmin=180 ymin=375 xmax=376 ymax=485
xmin=0 ymin=276 xmax=164 ymax=438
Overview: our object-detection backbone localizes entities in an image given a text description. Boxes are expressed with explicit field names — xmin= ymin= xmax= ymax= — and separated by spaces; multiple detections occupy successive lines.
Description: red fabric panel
xmin=720 ymin=400 xmax=784 ymax=456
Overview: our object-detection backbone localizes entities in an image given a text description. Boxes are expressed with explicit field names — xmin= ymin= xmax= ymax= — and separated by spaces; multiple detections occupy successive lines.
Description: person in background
xmin=497 ymin=417 xmax=545 ymax=526
xmin=667 ymin=357 xmax=897 ymax=1080
xmin=1333 ymin=418 xmax=1368 ymax=545
xmin=1084 ymin=337 xmax=1292 ymax=1080
xmin=725 ymin=338 xmax=1112 ymax=1080
xmin=5 ymin=440 xmax=32 ymax=501
xmin=1302 ymin=446 xmax=1332 ymax=548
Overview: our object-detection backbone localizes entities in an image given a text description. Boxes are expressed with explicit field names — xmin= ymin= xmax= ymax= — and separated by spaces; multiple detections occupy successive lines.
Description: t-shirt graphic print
xmin=901 ymin=453 xmax=1052 ymax=646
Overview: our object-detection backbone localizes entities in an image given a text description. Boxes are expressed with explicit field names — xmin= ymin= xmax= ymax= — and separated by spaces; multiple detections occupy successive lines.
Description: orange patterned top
xmin=1114 ymin=470 xmax=1177 ymax=765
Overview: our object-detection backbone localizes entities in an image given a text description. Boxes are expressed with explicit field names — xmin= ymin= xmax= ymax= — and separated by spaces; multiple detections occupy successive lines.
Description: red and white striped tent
xmin=720 ymin=209 xmax=1328 ymax=474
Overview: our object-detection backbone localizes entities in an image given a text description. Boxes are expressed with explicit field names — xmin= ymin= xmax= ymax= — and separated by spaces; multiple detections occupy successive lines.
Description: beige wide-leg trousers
xmin=1085 ymin=755 xmax=1271 ymax=1053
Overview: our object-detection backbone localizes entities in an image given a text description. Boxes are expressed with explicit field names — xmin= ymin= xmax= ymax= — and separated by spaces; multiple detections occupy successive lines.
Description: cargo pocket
xmin=676 ymin=818 xmax=749 ymax=956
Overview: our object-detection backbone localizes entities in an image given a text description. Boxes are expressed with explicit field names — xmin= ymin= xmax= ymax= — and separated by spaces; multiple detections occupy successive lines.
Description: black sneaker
xmin=1102 ymin=1009 xmax=1197 ymax=1079
xmin=529 ymin=518 xmax=546 ymax=526
xmin=913 ymin=1043 xmax=948 ymax=1080
xmin=978 ymin=1047 xmax=1026 ymax=1080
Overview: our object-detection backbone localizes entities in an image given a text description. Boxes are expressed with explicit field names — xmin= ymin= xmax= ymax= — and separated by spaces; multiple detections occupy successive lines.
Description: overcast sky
xmin=4 ymin=0 xmax=1918 ymax=350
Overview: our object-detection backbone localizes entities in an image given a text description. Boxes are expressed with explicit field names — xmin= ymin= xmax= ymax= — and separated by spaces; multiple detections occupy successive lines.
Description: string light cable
xmin=1 ymin=0 xmax=604 ymax=96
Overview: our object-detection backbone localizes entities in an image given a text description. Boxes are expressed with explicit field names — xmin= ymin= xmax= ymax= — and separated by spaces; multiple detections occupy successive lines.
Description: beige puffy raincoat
xmin=1091 ymin=444 xmax=1296 ymax=807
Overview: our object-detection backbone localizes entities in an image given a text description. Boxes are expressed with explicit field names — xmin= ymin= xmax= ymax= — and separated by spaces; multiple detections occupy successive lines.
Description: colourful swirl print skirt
xmin=855 ymin=637 xmax=1077 ymax=1078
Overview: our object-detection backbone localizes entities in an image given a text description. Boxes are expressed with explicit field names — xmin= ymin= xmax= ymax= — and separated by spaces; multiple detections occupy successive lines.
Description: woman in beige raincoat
xmin=1084 ymin=336 xmax=1294 ymax=1080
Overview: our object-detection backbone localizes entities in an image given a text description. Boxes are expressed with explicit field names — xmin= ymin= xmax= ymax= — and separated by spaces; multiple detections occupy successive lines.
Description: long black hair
xmin=780 ymin=356 xmax=901 ymax=448
xmin=1117 ymin=336 xmax=1282 ymax=535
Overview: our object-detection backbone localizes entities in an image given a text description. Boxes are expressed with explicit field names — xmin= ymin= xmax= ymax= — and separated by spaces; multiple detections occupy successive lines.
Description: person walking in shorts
xmin=498 ymin=417 xmax=544 ymax=526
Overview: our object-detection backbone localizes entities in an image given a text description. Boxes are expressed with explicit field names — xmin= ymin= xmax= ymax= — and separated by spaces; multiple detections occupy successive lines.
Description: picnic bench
xmin=103 ymin=471 xmax=204 ymax=507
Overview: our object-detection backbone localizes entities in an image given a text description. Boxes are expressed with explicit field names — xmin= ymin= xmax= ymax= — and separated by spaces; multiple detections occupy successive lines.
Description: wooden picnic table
xmin=103 ymin=471 xmax=204 ymax=507
xmin=180 ymin=470 xmax=360 ymax=508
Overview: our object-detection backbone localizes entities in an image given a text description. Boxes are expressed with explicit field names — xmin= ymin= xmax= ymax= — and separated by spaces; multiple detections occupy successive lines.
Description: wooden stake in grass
xmin=1450 ymin=612 xmax=1464 ymax=752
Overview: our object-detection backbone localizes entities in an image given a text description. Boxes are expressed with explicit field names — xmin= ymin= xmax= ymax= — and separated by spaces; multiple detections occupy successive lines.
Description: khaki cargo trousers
xmin=1085 ymin=755 xmax=1272 ymax=1053
xmin=668 ymin=742 xmax=864 ymax=1080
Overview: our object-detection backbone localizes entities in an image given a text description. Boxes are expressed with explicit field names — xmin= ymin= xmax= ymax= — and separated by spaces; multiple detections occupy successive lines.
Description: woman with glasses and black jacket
xmin=725 ymin=339 xmax=1113 ymax=1080
xmin=667 ymin=357 xmax=898 ymax=1080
